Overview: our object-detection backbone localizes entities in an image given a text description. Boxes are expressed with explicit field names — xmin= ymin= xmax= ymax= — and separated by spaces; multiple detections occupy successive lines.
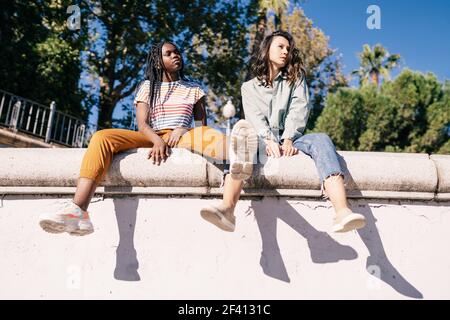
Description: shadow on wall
xmin=112 ymin=194 xmax=140 ymax=281
xmin=108 ymin=152 xmax=141 ymax=281
xmin=107 ymin=149 xmax=423 ymax=298
xmin=250 ymin=197 xmax=357 ymax=283
xmin=247 ymin=156 xmax=423 ymax=299
xmin=339 ymin=154 xmax=424 ymax=299
xmin=250 ymin=198 xmax=423 ymax=299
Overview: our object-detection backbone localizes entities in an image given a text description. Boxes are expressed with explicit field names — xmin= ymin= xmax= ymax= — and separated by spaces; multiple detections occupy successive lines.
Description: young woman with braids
xmin=39 ymin=41 xmax=257 ymax=235
xmin=242 ymin=31 xmax=366 ymax=232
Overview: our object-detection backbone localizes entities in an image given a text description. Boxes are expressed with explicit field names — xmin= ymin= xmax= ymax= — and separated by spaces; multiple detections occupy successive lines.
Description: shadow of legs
xmin=357 ymin=204 xmax=423 ymax=299
xmin=337 ymin=156 xmax=423 ymax=298
xmin=278 ymin=199 xmax=358 ymax=264
xmin=113 ymin=197 xmax=140 ymax=281
xmin=252 ymin=198 xmax=290 ymax=282
xmin=252 ymin=198 xmax=358 ymax=282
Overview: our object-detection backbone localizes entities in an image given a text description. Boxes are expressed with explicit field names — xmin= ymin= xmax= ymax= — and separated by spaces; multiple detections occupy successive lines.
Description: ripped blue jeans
xmin=292 ymin=132 xmax=344 ymax=187
xmin=221 ymin=132 xmax=344 ymax=192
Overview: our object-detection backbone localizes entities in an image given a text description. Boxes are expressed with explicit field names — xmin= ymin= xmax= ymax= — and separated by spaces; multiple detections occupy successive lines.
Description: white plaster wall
xmin=0 ymin=195 xmax=449 ymax=300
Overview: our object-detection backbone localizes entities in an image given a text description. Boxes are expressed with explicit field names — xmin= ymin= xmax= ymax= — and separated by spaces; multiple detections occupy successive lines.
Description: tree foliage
xmin=0 ymin=0 xmax=87 ymax=119
xmin=314 ymin=70 xmax=450 ymax=154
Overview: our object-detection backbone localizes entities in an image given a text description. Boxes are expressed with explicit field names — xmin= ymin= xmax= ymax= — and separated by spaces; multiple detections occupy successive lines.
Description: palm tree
xmin=352 ymin=44 xmax=401 ymax=87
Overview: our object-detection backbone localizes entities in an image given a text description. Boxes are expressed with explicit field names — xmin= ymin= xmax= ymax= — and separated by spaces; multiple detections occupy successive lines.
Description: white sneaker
xmin=229 ymin=119 xmax=258 ymax=180
xmin=39 ymin=200 xmax=94 ymax=236
xmin=200 ymin=204 xmax=235 ymax=232
xmin=332 ymin=208 xmax=366 ymax=233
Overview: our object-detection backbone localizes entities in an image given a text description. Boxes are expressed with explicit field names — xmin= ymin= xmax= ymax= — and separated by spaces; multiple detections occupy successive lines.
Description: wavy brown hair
xmin=251 ymin=30 xmax=306 ymax=86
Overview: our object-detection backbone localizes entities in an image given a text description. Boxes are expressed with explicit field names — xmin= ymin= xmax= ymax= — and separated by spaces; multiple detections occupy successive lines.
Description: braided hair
xmin=137 ymin=41 xmax=187 ymax=114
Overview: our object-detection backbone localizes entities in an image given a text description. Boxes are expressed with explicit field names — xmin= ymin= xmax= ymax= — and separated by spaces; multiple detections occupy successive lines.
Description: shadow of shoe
xmin=260 ymin=250 xmax=291 ymax=283
xmin=307 ymin=231 xmax=358 ymax=264
xmin=114 ymin=246 xmax=140 ymax=281
xmin=366 ymin=255 xmax=423 ymax=299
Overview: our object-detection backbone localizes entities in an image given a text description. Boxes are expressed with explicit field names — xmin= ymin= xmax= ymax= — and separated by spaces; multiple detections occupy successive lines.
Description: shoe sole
xmin=333 ymin=214 xmax=366 ymax=233
xmin=39 ymin=219 xmax=94 ymax=236
xmin=230 ymin=121 xmax=258 ymax=180
xmin=200 ymin=206 xmax=235 ymax=232
xmin=39 ymin=220 xmax=66 ymax=234
xmin=68 ymin=228 xmax=94 ymax=236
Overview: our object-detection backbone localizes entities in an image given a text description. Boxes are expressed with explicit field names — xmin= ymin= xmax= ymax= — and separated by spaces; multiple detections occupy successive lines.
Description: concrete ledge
xmin=0 ymin=148 xmax=207 ymax=187
xmin=0 ymin=148 xmax=449 ymax=200
xmin=431 ymin=155 xmax=450 ymax=193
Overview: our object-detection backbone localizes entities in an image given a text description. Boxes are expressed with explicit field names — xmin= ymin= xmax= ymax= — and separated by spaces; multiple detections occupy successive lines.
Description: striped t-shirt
xmin=133 ymin=80 xmax=205 ymax=130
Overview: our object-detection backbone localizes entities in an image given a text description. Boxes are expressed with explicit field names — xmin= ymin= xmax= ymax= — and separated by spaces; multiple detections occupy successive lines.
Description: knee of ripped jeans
xmin=321 ymin=172 xmax=345 ymax=200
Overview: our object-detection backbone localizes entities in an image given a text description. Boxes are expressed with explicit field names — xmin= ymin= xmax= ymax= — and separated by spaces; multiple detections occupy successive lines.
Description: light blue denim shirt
xmin=241 ymin=72 xmax=311 ymax=143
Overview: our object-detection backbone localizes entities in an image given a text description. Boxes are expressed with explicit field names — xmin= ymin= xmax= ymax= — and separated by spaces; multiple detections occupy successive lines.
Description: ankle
xmin=335 ymin=207 xmax=352 ymax=216
xmin=72 ymin=200 xmax=88 ymax=212
xmin=219 ymin=203 xmax=235 ymax=216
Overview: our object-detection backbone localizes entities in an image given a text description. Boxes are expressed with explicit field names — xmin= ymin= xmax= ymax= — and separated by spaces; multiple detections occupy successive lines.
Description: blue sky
xmin=300 ymin=0 xmax=450 ymax=84
xmin=104 ymin=0 xmax=449 ymax=127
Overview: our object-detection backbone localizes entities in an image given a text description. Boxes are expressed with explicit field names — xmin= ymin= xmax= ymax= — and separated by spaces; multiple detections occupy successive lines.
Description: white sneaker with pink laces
xmin=39 ymin=200 xmax=94 ymax=236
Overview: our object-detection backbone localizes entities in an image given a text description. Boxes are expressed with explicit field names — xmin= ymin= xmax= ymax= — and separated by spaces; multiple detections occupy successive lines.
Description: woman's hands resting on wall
xmin=264 ymin=139 xmax=298 ymax=157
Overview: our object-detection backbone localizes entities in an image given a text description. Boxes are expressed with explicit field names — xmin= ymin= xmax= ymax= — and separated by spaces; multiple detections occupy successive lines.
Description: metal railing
xmin=0 ymin=89 xmax=88 ymax=147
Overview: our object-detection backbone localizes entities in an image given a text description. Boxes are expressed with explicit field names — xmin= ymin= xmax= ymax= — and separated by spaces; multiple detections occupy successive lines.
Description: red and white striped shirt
xmin=134 ymin=80 xmax=205 ymax=130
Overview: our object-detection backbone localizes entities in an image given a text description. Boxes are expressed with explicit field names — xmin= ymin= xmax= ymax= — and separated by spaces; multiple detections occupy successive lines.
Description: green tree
xmin=357 ymin=86 xmax=402 ymax=151
xmin=382 ymin=71 xmax=449 ymax=153
xmin=314 ymin=69 xmax=450 ymax=154
xmin=0 ymin=0 xmax=87 ymax=119
xmin=313 ymin=88 xmax=366 ymax=151
xmin=351 ymin=44 xmax=401 ymax=87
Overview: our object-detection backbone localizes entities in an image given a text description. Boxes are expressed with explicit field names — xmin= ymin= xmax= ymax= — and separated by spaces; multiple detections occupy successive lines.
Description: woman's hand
xmin=264 ymin=139 xmax=282 ymax=158
xmin=281 ymin=139 xmax=298 ymax=157
xmin=167 ymin=127 xmax=189 ymax=147
xmin=148 ymin=137 xmax=170 ymax=165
